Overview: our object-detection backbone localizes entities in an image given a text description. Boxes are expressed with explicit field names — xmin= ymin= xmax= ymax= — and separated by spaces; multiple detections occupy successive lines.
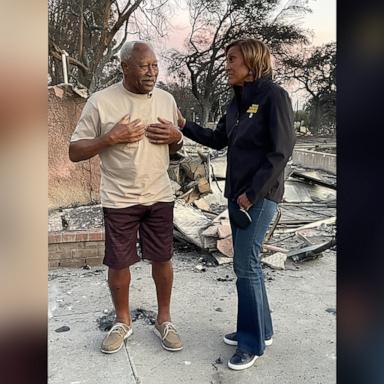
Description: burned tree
xmin=279 ymin=42 xmax=336 ymax=134
xmin=167 ymin=0 xmax=311 ymax=125
xmin=49 ymin=0 xmax=170 ymax=92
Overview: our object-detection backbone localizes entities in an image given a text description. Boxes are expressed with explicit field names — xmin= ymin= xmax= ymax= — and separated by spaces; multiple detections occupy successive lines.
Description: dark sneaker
xmin=228 ymin=349 xmax=258 ymax=370
xmin=101 ymin=322 xmax=132 ymax=354
xmin=223 ymin=332 xmax=238 ymax=345
xmin=223 ymin=332 xmax=273 ymax=346
xmin=154 ymin=321 xmax=183 ymax=351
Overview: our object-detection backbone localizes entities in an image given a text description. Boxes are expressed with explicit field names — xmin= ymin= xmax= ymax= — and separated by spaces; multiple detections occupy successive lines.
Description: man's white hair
xmin=120 ymin=40 xmax=154 ymax=63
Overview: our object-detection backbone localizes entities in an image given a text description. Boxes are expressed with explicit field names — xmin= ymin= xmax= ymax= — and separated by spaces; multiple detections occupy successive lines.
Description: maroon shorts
xmin=103 ymin=202 xmax=174 ymax=269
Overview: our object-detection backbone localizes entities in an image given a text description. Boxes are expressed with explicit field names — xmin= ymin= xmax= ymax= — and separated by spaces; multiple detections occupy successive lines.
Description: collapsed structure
xmin=49 ymin=134 xmax=336 ymax=270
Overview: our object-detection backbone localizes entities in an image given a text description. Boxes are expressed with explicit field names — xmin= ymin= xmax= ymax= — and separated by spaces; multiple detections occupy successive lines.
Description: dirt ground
xmin=48 ymin=243 xmax=336 ymax=384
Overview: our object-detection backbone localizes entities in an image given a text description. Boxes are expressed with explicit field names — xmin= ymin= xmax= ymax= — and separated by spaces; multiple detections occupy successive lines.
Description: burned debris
xmin=97 ymin=308 xmax=157 ymax=331
xmin=48 ymin=138 xmax=336 ymax=271
xmin=168 ymin=140 xmax=336 ymax=270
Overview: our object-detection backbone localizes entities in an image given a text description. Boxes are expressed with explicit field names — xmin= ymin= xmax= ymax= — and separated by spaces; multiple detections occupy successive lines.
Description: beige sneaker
xmin=101 ymin=322 xmax=132 ymax=354
xmin=154 ymin=321 xmax=183 ymax=351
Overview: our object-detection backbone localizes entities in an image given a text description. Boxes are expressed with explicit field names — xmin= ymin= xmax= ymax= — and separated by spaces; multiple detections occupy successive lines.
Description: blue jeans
xmin=228 ymin=198 xmax=278 ymax=356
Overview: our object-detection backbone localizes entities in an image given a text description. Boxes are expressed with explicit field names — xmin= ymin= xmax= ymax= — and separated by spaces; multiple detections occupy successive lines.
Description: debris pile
xmin=168 ymin=144 xmax=336 ymax=269
xmin=48 ymin=139 xmax=336 ymax=271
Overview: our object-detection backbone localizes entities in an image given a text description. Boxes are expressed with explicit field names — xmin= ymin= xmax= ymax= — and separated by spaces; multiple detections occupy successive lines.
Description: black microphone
xmin=230 ymin=207 xmax=252 ymax=229
xmin=147 ymin=92 xmax=152 ymax=98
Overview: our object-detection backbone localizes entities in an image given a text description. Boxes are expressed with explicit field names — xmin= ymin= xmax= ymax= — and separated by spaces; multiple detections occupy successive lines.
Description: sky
xmin=156 ymin=0 xmax=336 ymax=108
xmin=301 ymin=0 xmax=336 ymax=45
xmin=164 ymin=0 xmax=336 ymax=51
xmin=121 ymin=0 xmax=335 ymax=109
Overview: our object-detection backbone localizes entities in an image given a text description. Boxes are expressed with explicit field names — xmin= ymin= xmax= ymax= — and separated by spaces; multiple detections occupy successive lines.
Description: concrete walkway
xmin=48 ymin=248 xmax=336 ymax=384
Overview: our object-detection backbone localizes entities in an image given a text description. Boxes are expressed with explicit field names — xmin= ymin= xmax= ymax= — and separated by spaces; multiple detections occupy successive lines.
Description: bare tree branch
xmin=49 ymin=40 xmax=90 ymax=73
xmin=49 ymin=0 xmax=171 ymax=91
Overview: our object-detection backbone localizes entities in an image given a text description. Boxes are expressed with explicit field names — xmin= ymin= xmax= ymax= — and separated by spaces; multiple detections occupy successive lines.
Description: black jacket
xmin=182 ymin=77 xmax=296 ymax=204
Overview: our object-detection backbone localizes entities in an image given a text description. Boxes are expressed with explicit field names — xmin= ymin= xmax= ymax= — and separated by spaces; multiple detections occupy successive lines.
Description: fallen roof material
xmin=290 ymin=171 xmax=336 ymax=190
xmin=173 ymin=201 xmax=211 ymax=248
xmin=284 ymin=216 xmax=336 ymax=233
xmin=261 ymin=252 xmax=287 ymax=270
xmin=287 ymin=239 xmax=336 ymax=261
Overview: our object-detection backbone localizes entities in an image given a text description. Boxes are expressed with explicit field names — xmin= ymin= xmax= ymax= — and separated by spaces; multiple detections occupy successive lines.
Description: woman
xmin=178 ymin=38 xmax=296 ymax=370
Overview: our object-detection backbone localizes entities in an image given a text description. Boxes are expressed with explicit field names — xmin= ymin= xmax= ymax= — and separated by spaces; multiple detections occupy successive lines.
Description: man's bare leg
xmin=151 ymin=260 xmax=173 ymax=324
xmin=108 ymin=267 xmax=132 ymax=325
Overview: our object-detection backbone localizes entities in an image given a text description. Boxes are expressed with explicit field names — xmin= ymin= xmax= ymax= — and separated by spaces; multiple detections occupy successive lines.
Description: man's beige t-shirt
xmin=71 ymin=82 xmax=178 ymax=208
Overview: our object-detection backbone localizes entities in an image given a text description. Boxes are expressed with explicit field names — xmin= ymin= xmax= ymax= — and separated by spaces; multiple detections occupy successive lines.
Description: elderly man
xmin=69 ymin=41 xmax=184 ymax=354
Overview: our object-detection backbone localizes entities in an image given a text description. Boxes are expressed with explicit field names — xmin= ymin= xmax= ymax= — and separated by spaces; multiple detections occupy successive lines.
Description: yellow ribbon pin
xmin=246 ymin=104 xmax=259 ymax=118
